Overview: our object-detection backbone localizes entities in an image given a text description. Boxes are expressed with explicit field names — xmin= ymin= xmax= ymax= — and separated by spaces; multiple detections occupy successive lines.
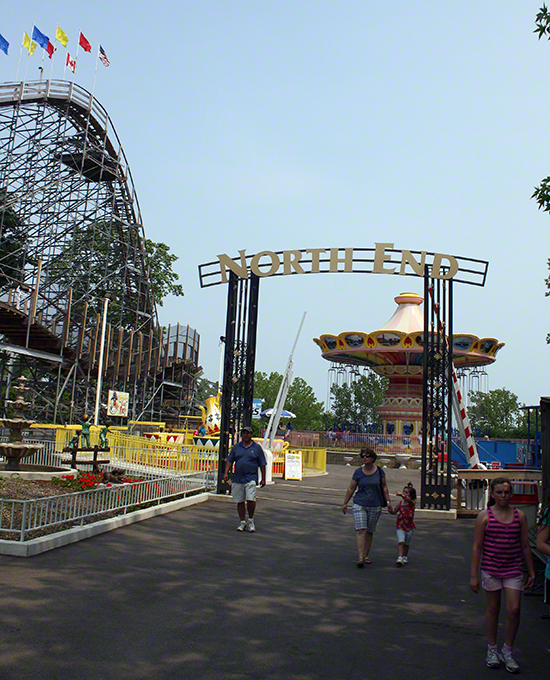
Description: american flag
xmin=98 ymin=44 xmax=110 ymax=67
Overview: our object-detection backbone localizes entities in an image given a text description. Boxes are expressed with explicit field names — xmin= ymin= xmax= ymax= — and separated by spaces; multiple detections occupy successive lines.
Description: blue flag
xmin=32 ymin=26 xmax=49 ymax=50
xmin=0 ymin=34 xmax=8 ymax=55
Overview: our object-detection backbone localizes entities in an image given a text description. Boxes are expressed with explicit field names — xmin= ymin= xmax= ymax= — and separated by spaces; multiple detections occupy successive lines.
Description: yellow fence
xmin=273 ymin=447 xmax=327 ymax=476
xmin=52 ymin=427 xmax=219 ymax=475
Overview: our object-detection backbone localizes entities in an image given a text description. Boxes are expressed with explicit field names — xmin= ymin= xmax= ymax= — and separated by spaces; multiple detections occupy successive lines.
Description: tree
xmin=253 ymin=371 xmax=327 ymax=431
xmin=145 ymin=239 xmax=184 ymax=306
xmin=48 ymin=222 xmax=184 ymax=328
xmin=0 ymin=190 xmax=27 ymax=292
xmin=467 ymin=388 xmax=527 ymax=439
xmin=330 ymin=371 xmax=388 ymax=430
xmin=533 ymin=7 xmax=550 ymax=342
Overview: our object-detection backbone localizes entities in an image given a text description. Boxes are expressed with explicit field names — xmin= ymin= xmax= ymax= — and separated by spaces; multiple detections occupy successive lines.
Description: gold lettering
xmin=250 ymin=251 xmax=280 ymax=277
xmin=400 ymin=250 xmax=426 ymax=276
xmin=431 ymin=253 xmax=459 ymax=280
xmin=373 ymin=242 xmax=396 ymax=274
xmin=217 ymin=249 xmax=248 ymax=283
xmin=305 ymin=248 xmax=326 ymax=273
xmin=329 ymin=248 xmax=354 ymax=272
xmin=283 ymin=250 xmax=305 ymax=275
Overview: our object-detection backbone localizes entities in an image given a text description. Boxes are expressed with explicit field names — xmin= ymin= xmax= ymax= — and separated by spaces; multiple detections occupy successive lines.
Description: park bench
xmin=61 ymin=444 xmax=110 ymax=474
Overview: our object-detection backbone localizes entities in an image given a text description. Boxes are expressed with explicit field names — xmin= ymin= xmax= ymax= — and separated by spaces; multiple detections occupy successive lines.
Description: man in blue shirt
xmin=223 ymin=426 xmax=267 ymax=532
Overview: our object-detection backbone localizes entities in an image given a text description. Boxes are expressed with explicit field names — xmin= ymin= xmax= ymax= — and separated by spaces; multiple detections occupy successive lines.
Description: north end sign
xmin=198 ymin=243 xmax=488 ymax=288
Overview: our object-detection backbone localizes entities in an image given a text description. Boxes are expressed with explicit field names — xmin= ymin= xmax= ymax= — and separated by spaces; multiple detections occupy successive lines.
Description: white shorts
xmin=480 ymin=570 xmax=524 ymax=592
xmin=232 ymin=480 xmax=257 ymax=503
xmin=396 ymin=529 xmax=414 ymax=545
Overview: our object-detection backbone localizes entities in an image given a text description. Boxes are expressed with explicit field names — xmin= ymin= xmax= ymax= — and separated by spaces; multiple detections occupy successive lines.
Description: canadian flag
xmin=66 ymin=53 xmax=76 ymax=73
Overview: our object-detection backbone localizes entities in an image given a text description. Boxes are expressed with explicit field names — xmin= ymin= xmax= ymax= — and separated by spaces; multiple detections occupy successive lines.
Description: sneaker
xmin=486 ymin=647 xmax=500 ymax=669
xmin=499 ymin=648 xmax=519 ymax=674
xmin=237 ymin=520 xmax=247 ymax=532
xmin=247 ymin=518 xmax=255 ymax=533
xmin=396 ymin=557 xmax=403 ymax=567
xmin=402 ymin=556 xmax=408 ymax=564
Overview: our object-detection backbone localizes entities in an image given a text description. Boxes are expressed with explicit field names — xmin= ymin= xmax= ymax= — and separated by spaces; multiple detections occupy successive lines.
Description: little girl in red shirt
xmin=388 ymin=482 xmax=416 ymax=566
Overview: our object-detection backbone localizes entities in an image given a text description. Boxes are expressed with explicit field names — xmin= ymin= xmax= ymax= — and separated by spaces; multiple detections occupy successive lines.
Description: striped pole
xmin=427 ymin=285 xmax=483 ymax=469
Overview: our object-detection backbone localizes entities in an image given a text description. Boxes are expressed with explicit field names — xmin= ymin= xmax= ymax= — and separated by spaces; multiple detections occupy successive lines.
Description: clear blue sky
xmin=3 ymin=3 xmax=550 ymax=409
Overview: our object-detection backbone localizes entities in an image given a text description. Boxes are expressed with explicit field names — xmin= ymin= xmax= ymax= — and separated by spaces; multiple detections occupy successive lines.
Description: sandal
xmin=356 ymin=558 xmax=364 ymax=568
xmin=364 ymin=557 xmax=372 ymax=564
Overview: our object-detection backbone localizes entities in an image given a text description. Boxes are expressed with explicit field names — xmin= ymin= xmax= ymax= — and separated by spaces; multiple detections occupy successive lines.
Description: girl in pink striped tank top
xmin=470 ymin=477 xmax=535 ymax=673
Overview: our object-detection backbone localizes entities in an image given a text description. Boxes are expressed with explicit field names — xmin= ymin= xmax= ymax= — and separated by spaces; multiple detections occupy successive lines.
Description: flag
xmin=79 ymin=32 xmax=91 ymax=52
xmin=98 ymin=44 xmax=110 ymax=67
xmin=66 ymin=53 xmax=76 ymax=73
xmin=55 ymin=26 xmax=68 ymax=47
xmin=22 ymin=32 xmax=37 ymax=55
xmin=0 ymin=34 xmax=8 ymax=56
xmin=46 ymin=41 xmax=56 ymax=59
xmin=32 ymin=26 xmax=49 ymax=50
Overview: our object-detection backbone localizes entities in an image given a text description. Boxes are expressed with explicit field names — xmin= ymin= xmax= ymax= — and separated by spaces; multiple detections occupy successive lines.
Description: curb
xmin=0 ymin=492 xmax=211 ymax=557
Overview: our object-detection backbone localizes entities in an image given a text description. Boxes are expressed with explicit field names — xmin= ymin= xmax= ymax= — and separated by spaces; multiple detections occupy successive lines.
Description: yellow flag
xmin=22 ymin=32 xmax=37 ymax=55
xmin=56 ymin=25 xmax=68 ymax=47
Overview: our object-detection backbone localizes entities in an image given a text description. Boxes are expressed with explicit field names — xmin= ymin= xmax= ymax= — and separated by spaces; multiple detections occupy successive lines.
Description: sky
xmin=2 ymin=2 xmax=550 ymax=410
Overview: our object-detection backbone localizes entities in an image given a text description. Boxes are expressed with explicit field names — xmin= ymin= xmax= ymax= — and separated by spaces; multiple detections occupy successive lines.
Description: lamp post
xmin=94 ymin=295 xmax=111 ymax=426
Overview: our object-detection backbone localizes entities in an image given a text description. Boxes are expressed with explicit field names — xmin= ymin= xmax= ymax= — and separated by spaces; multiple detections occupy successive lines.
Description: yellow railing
xmin=273 ymin=447 xmax=327 ymax=476
xmin=53 ymin=427 xmax=219 ymax=475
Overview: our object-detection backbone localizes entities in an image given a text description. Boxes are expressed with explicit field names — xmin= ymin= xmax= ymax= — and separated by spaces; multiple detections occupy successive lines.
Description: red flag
xmin=79 ymin=32 xmax=91 ymax=52
xmin=46 ymin=41 xmax=55 ymax=59
xmin=66 ymin=53 xmax=76 ymax=73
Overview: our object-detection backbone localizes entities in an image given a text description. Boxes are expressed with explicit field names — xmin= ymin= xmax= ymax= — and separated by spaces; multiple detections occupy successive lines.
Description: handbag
xmin=379 ymin=467 xmax=388 ymax=507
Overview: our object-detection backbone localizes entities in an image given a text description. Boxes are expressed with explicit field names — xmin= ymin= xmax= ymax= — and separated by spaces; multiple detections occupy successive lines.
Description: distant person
xmin=198 ymin=423 xmax=207 ymax=436
xmin=536 ymin=488 xmax=550 ymax=620
xmin=388 ymin=482 xmax=416 ymax=566
xmin=223 ymin=426 xmax=266 ymax=533
xmin=342 ymin=448 xmax=392 ymax=567
xmin=470 ymin=477 xmax=535 ymax=672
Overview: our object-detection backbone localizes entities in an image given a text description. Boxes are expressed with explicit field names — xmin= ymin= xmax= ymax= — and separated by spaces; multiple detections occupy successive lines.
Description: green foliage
xmin=533 ymin=11 xmax=550 ymax=343
xmin=144 ymin=239 xmax=184 ymax=306
xmin=253 ymin=371 xmax=327 ymax=431
xmin=467 ymin=388 xmax=528 ymax=439
xmin=535 ymin=4 xmax=550 ymax=40
xmin=195 ymin=377 xmax=219 ymax=405
xmin=330 ymin=371 xmax=388 ymax=430
xmin=48 ymin=223 xmax=183 ymax=328
xmin=0 ymin=190 xmax=27 ymax=291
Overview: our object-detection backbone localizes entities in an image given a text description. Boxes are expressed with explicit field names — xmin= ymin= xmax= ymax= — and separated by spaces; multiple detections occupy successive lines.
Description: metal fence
xmin=0 ymin=472 xmax=216 ymax=542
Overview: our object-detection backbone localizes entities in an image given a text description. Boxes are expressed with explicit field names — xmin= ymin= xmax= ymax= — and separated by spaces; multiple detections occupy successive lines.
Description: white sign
xmin=107 ymin=390 xmax=129 ymax=417
xmin=252 ymin=398 xmax=262 ymax=420
xmin=284 ymin=452 xmax=302 ymax=481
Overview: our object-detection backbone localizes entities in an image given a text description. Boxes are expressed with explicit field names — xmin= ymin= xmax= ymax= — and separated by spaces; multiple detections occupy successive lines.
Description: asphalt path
xmin=0 ymin=465 xmax=547 ymax=679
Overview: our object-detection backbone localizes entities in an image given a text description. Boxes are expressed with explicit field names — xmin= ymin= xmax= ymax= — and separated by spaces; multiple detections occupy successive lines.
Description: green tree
xmin=0 ymin=190 xmax=27 ymax=291
xmin=145 ymin=239 xmax=184 ymax=306
xmin=532 ymin=7 xmax=550 ymax=342
xmin=467 ymin=388 xmax=527 ymax=439
xmin=330 ymin=371 xmax=388 ymax=430
xmin=253 ymin=371 xmax=327 ymax=431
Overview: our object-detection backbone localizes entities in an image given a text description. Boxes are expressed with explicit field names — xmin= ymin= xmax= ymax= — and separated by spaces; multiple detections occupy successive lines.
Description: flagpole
xmin=48 ymin=42 xmax=56 ymax=81
xmin=73 ymin=32 xmax=81 ymax=83
xmin=91 ymin=47 xmax=99 ymax=102
xmin=39 ymin=50 xmax=45 ymax=82
xmin=15 ymin=41 xmax=23 ymax=82
xmin=22 ymin=48 xmax=31 ymax=86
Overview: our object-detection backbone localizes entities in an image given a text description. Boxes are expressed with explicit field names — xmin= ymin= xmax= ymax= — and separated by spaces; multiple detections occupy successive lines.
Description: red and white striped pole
xmin=428 ymin=286 xmax=483 ymax=469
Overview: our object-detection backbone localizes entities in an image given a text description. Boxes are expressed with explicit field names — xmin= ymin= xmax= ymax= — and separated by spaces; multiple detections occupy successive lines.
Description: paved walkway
xmin=0 ymin=465 xmax=547 ymax=679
